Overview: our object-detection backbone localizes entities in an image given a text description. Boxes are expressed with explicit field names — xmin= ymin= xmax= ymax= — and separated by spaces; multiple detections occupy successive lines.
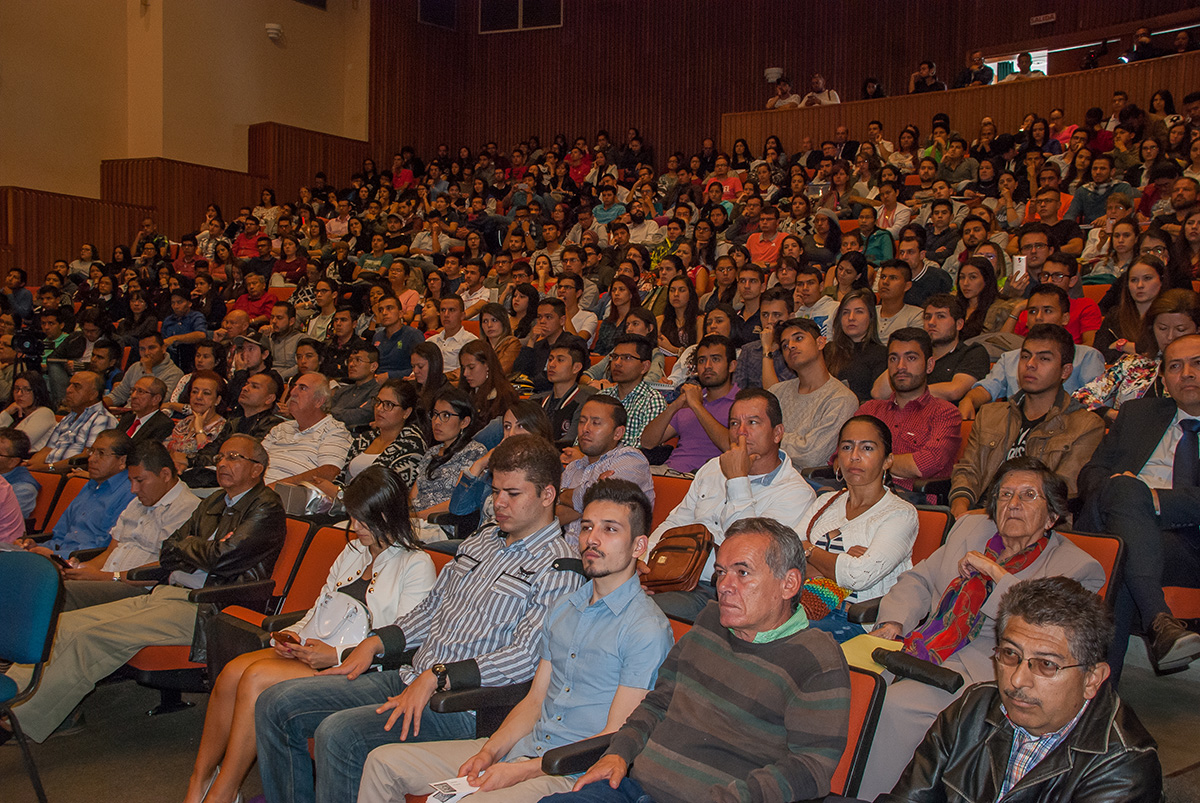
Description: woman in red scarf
xmin=855 ymin=456 xmax=1107 ymax=799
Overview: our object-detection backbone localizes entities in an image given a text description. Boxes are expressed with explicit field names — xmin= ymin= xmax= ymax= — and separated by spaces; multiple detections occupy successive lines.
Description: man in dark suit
xmin=117 ymin=375 xmax=175 ymax=445
xmin=1078 ymin=334 xmax=1200 ymax=678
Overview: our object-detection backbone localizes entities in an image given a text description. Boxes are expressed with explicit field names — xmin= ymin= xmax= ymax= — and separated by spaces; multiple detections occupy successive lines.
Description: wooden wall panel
xmin=721 ymin=51 xmax=1200 ymax=157
xmin=369 ymin=0 xmax=1200 ymax=167
xmin=100 ymin=158 xmax=267 ymax=240
xmin=248 ymin=122 xmax=372 ymax=200
xmin=0 ymin=187 xmax=153 ymax=283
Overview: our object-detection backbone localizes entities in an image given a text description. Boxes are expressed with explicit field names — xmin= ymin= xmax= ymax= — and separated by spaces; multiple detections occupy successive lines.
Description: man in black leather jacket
xmin=3 ymin=434 xmax=286 ymax=743
xmin=879 ymin=577 xmax=1161 ymax=803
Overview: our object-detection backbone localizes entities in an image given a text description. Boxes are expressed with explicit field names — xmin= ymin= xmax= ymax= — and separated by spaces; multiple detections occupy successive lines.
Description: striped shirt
xmin=45 ymin=402 xmax=119 ymax=464
xmin=260 ymin=414 xmax=352 ymax=484
xmin=1001 ymin=699 xmax=1090 ymax=796
xmin=383 ymin=521 xmax=583 ymax=687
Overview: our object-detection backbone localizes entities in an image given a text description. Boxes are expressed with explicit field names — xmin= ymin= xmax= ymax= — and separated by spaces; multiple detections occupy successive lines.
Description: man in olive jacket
xmin=880 ymin=577 xmax=1161 ymax=803
xmin=4 ymin=434 xmax=285 ymax=742
xmin=949 ymin=327 xmax=1104 ymax=517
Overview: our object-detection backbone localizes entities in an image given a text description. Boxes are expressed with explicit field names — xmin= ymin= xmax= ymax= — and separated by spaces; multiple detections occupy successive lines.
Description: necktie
xmin=127 ymin=418 xmax=141 ymax=437
xmin=1172 ymin=419 xmax=1200 ymax=489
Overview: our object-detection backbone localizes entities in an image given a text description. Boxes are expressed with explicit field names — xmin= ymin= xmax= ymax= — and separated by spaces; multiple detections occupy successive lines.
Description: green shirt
xmin=738 ymin=604 xmax=810 ymax=644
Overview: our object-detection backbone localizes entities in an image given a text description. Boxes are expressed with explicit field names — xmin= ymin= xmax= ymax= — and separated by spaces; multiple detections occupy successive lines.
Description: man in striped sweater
xmin=546 ymin=517 xmax=852 ymax=803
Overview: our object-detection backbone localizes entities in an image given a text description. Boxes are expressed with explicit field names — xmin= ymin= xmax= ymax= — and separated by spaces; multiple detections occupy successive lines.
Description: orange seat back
xmin=668 ymin=616 xmax=692 ymax=642
xmin=1059 ymin=530 xmax=1123 ymax=600
xmin=839 ymin=219 xmax=859 ymax=234
xmin=274 ymin=285 xmax=296 ymax=301
xmin=27 ymin=471 xmax=64 ymax=533
xmin=904 ymin=174 xmax=922 ymax=186
xmin=270 ymin=518 xmax=316 ymax=594
xmin=43 ymin=476 xmax=88 ymax=534
xmin=278 ymin=525 xmax=351 ymax=614
xmin=126 ymin=644 xmax=203 ymax=671
xmin=829 ymin=666 xmax=886 ymax=797
xmin=428 ymin=549 xmax=455 ymax=575
xmin=1081 ymin=284 xmax=1111 ymax=303
xmin=650 ymin=475 xmax=691 ymax=531
xmin=1164 ymin=587 xmax=1200 ymax=619
xmin=662 ymin=354 xmax=678 ymax=376
xmin=914 ymin=506 xmax=952 ymax=564
xmin=462 ymin=319 xmax=481 ymax=337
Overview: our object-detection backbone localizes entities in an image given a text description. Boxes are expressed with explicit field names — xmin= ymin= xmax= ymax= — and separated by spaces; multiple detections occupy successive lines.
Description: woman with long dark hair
xmin=479 ymin=302 xmax=521 ymax=375
xmin=595 ymin=275 xmax=643 ymax=355
xmin=182 ymin=463 xmax=434 ymax=803
xmin=956 ymin=257 xmax=1007 ymax=339
xmin=0 ymin=371 xmax=56 ymax=450
xmin=700 ymin=254 xmax=740 ymax=312
xmin=658 ymin=275 xmax=702 ymax=354
xmin=826 ymin=251 xmax=872 ymax=302
xmin=410 ymin=341 xmax=448 ymax=410
xmin=319 ymin=379 xmax=430 ymax=492
xmin=823 ymin=288 xmax=888 ymax=402
xmin=458 ymin=339 xmax=519 ymax=425
xmin=508 ymin=282 xmax=539 ymax=344
xmin=1094 ymin=255 xmax=1166 ymax=362
xmin=411 ymin=387 xmax=487 ymax=513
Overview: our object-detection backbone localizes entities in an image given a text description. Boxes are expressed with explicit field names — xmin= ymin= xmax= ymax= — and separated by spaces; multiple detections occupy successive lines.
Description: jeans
xmin=541 ymin=777 xmax=653 ymax=803
xmin=255 ymin=670 xmax=477 ymax=803
xmin=807 ymin=606 xmax=866 ymax=644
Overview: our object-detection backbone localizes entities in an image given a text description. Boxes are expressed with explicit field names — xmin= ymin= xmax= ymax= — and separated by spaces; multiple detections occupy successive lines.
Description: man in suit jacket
xmin=1078 ymin=334 xmax=1200 ymax=678
xmin=3 ymin=433 xmax=285 ymax=742
xmin=117 ymin=375 xmax=175 ymax=445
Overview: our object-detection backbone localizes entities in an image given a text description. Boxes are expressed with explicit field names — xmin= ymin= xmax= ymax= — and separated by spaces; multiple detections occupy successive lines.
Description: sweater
xmin=606 ymin=602 xmax=851 ymax=803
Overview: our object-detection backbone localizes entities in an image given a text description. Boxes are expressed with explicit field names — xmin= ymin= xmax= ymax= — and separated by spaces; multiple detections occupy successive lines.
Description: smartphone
xmin=271 ymin=631 xmax=301 ymax=646
xmin=1012 ymin=255 xmax=1027 ymax=283
xmin=46 ymin=552 xmax=71 ymax=570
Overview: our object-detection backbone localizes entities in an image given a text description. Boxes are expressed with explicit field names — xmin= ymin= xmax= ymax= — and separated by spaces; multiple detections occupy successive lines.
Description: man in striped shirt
xmin=255 ymin=435 xmax=584 ymax=803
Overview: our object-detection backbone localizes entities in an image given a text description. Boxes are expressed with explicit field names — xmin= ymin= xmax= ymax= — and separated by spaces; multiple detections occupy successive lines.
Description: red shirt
xmin=233 ymin=233 xmax=261 ymax=260
xmin=747 ymin=231 xmax=784 ymax=266
xmin=232 ymin=291 xmax=279 ymax=321
xmin=1014 ymin=296 xmax=1102 ymax=344
xmin=856 ymin=390 xmax=963 ymax=496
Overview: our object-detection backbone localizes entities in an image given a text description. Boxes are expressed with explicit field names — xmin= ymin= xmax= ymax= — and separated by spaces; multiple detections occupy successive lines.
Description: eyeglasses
xmin=610 ymin=353 xmax=644 ymax=363
xmin=996 ymin=487 xmax=1043 ymax=504
xmin=214 ymin=452 xmax=262 ymax=465
xmin=373 ymin=397 xmax=400 ymax=411
xmin=1039 ymin=271 xmax=1071 ymax=282
xmin=430 ymin=410 xmax=463 ymax=422
xmin=1141 ymin=246 xmax=1168 ymax=256
xmin=993 ymin=645 xmax=1084 ymax=678
xmin=1021 ymin=243 xmax=1050 ymax=252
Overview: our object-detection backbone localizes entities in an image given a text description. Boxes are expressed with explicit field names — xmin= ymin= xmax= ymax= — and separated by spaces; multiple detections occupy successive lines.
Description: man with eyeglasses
xmin=1018 ymin=189 xmax=1083 ymax=255
xmin=1006 ymin=248 xmax=1103 ymax=346
xmin=879 ymin=577 xmax=1161 ymax=802
xmin=3 ymin=434 xmax=286 ymax=743
xmin=116 ymin=375 xmax=174 ymax=446
xmin=330 ymin=346 xmax=381 ymax=428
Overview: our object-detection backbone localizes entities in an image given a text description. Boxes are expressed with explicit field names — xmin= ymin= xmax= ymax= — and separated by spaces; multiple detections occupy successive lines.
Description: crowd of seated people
xmin=1 ymin=42 xmax=1198 ymax=801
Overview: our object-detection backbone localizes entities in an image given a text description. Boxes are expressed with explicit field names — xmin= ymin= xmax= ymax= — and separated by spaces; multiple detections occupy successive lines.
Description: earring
xmin=883 ymin=468 xmax=892 ymax=486
xmin=834 ymin=466 xmax=843 ymax=483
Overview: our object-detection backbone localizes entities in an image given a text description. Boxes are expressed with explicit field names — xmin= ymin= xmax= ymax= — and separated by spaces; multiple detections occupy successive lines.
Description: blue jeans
xmin=542 ymin=777 xmax=653 ymax=803
xmin=806 ymin=605 xmax=866 ymax=644
xmin=254 ymin=670 xmax=477 ymax=803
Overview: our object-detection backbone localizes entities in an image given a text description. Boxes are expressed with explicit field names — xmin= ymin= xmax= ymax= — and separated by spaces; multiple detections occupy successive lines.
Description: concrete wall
xmin=0 ymin=0 xmax=369 ymax=198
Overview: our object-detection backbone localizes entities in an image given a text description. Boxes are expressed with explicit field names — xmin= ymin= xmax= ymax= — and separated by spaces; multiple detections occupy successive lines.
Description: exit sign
xmin=1030 ymin=13 xmax=1056 ymax=25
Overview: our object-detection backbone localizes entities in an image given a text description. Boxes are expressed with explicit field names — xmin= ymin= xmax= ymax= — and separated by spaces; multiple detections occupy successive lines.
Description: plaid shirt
xmin=386 ymin=521 xmax=583 ymax=688
xmin=1000 ymin=699 xmax=1090 ymax=796
xmin=856 ymin=390 xmax=962 ymax=495
xmin=45 ymin=402 xmax=119 ymax=465
xmin=601 ymin=381 xmax=666 ymax=447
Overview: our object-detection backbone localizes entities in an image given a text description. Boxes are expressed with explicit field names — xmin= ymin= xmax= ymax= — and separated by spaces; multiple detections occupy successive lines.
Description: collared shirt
xmin=161 ymin=310 xmax=209 ymax=342
xmin=108 ymin=357 xmax=186 ymax=407
xmin=666 ymin=384 xmax=740 ymax=474
xmin=1001 ymin=699 xmax=1090 ymax=796
xmin=506 ymin=574 xmax=673 ymax=762
xmin=3 ymin=465 xmax=39 ymax=518
xmin=743 ymin=603 xmax=810 ymax=643
xmin=260 ymin=415 xmax=352 ymax=484
xmin=975 ymin=345 xmax=1106 ymax=402
xmin=1138 ymin=407 xmax=1200 ymax=489
xmin=44 ymin=470 xmax=137 ymax=557
xmin=103 ymin=481 xmax=202 ymax=572
xmin=428 ymin=326 xmax=479 ymax=371
xmin=45 ymin=402 xmax=120 ymax=464
xmin=561 ymin=446 xmax=655 ymax=546
xmin=649 ymin=450 xmax=817 ymax=580
xmin=394 ymin=521 xmax=583 ymax=686
xmin=600 ymin=381 xmax=666 ymax=447
xmin=856 ymin=390 xmax=963 ymax=493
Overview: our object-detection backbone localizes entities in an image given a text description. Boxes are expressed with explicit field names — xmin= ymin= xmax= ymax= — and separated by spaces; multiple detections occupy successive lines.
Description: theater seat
xmin=41 ymin=476 xmax=87 ymax=535
xmin=650 ymin=475 xmax=690 ymax=530
xmin=1058 ymin=530 xmax=1123 ymax=602
xmin=26 ymin=471 xmax=65 ymax=534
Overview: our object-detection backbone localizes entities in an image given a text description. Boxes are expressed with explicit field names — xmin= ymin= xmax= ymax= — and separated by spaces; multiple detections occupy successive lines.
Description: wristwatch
xmin=432 ymin=663 xmax=449 ymax=692
xmin=112 ymin=571 xmax=123 ymax=582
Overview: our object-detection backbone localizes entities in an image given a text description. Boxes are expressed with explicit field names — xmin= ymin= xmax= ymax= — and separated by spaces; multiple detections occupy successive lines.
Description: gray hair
xmin=725 ymin=517 xmax=806 ymax=609
xmin=985 ymin=456 xmax=1069 ymax=526
xmin=997 ymin=577 xmax=1113 ymax=667
xmin=302 ymin=372 xmax=333 ymax=413
xmin=225 ymin=433 xmax=269 ymax=470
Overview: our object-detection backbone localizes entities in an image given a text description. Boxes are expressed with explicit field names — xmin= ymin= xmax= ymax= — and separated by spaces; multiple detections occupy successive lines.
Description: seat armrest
xmin=68 ymin=547 xmax=106 ymax=563
xmin=542 ymin=734 xmax=613 ymax=776
xmin=910 ymin=477 xmax=951 ymax=501
xmin=846 ymin=597 xmax=881 ymax=625
xmin=379 ymin=647 xmax=417 ymax=671
xmin=261 ymin=610 xmax=307 ymax=633
xmin=800 ymin=465 xmax=836 ymax=480
xmin=189 ymin=579 xmax=276 ymax=609
xmin=429 ymin=682 xmax=533 ymax=714
xmin=127 ymin=564 xmax=171 ymax=583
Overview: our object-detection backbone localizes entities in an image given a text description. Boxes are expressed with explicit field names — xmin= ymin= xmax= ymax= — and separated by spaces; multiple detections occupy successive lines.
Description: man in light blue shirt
xmin=356 ymin=479 xmax=674 ymax=803
xmin=19 ymin=429 xmax=135 ymax=559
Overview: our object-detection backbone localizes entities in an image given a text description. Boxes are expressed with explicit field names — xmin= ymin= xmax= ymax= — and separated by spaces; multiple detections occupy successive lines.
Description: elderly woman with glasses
xmin=855 ymin=457 xmax=1107 ymax=799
